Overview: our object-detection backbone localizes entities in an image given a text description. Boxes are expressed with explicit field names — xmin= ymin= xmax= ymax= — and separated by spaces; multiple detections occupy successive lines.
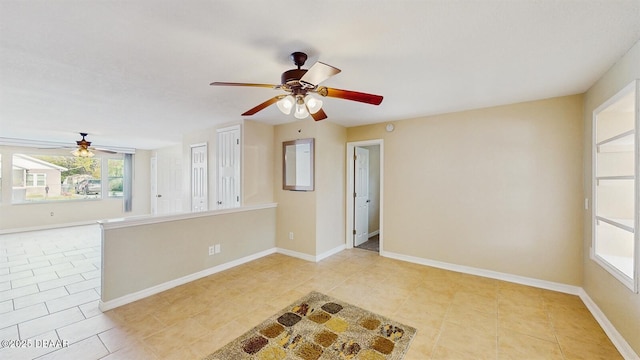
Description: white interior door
xmin=217 ymin=125 xmax=241 ymax=209
xmin=156 ymin=145 xmax=184 ymax=214
xmin=191 ymin=144 xmax=208 ymax=212
xmin=354 ymin=147 xmax=370 ymax=246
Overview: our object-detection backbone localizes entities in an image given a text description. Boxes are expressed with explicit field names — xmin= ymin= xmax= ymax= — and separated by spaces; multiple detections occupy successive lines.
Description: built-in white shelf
xmin=596 ymin=215 xmax=635 ymax=234
xmin=597 ymin=253 xmax=634 ymax=279
xmin=596 ymin=175 xmax=635 ymax=180
xmin=596 ymin=175 xmax=635 ymax=185
xmin=597 ymin=129 xmax=635 ymax=153
xmin=592 ymin=79 xmax=638 ymax=293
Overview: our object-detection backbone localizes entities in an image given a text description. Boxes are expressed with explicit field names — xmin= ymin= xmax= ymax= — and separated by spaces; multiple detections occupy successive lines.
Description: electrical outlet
xmin=208 ymin=246 xmax=215 ymax=256
xmin=214 ymin=244 xmax=221 ymax=254
xmin=289 ymin=232 xmax=294 ymax=240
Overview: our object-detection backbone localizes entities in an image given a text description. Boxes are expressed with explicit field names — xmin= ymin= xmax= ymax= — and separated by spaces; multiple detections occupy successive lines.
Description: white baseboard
xmin=317 ymin=244 xmax=346 ymax=261
xmin=368 ymin=230 xmax=379 ymax=238
xmin=382 ymin=250 xmax=581 ymax=295
xmin=276 ymin=248 xmax=316 ymax=262
xmin=100 ymin=245 xmax=349 ymax=311
xmin=382 ymin=250 xmax=639 ymax=359
xmin=99 ymin=247 xmax=277 ymax=311
xmin=276 ymin=244 xmax=345 ymax=262
xmin=578 ymin=289 xmax=639 ymax=360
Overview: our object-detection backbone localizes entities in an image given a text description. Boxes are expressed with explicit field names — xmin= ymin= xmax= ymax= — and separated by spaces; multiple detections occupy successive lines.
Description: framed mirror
xmin=283 ymin=138 xmax=314 ymax=191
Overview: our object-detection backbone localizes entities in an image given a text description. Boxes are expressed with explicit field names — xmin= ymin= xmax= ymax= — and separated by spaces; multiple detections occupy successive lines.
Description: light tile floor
xmin=0 ymin=226 xmax=624 ymax=359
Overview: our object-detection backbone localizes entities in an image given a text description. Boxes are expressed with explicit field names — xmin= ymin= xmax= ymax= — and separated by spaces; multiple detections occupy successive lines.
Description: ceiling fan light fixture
xmin=304 ymin=95 xmax=323 ymax=114
xmin=276 ymin=95 xmax=295 ymax=115
xmin=71 ymin=147 xmax=94 ymax=157
xmin=294 ymin=101 xmax=310 ymax=119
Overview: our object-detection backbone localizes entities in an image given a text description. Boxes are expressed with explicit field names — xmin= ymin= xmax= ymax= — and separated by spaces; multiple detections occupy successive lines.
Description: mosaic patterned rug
xmin=203 ymin=291 xmax=416 ymax=360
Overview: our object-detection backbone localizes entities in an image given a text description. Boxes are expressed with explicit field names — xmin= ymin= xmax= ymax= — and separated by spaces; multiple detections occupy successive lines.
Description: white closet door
xmin=217 ymin=125 xmax=241 ymax=209
xmin=191 ymin=144 xmax=208 ymax=212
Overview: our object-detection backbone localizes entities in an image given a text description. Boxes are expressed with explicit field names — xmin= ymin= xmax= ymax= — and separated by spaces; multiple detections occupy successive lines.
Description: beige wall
xmin=101 ymin=206 xmax=276 ymax=302
xmin=274 ymin=120 xmax=346 ymax=257
xmin=274 ymin=120 xmax=318 ymax=255
xmin=315 ymin=122 xmax=346 ymax=255
xmin=0 ymin=147 xmax=151 ymax=230
xmin=348 ymin=95 xmax=584 ymax=285
xmin=583 ymin=39 xmax=640 ymax=354
xmin=244 ymin=120 xmax=274 ymax=205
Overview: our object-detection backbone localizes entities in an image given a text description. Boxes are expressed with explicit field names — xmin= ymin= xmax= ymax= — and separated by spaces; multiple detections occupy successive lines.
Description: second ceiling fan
xmin=210 ymin=52 xmax=383 ymax=121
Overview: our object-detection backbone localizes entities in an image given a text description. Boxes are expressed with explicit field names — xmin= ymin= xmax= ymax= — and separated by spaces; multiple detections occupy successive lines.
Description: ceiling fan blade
xmin=299 ymin=62 xmax=341 ymax=87
xmin=321 ymin=87 xmax=384 ymax=105
xmin=94 ymin=148 xmax=118 ymax=154
xmin=210 ymin=82 xmax=279 ymax=89
xmin=241 ymin=96 xmax=282 ymax=116
xmin=311 ymin=108 xmax=328 ymax=121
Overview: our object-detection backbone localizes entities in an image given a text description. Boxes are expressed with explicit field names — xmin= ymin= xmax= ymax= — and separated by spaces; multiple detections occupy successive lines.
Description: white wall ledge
xmin=99 ymin=203 xmax=277 ymax=230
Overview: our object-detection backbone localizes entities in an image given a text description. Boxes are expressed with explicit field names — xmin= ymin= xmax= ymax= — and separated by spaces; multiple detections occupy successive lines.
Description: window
xmin=12 ymin=153 xmax=102 ymax=202
xmin=592 ymin=80 xmax=638 ymax=292
xmin=107 ymin=158 xmax=124 ymax=198
xmin=26 ymin=173 xmax=46 ymax=187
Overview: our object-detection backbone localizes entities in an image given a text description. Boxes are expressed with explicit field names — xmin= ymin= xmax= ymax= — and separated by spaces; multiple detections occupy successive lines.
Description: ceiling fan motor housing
xmin=281 ymin=51 xmax=310 ymax=88
xmin=281 ymin=69 xmax=308 ymax=86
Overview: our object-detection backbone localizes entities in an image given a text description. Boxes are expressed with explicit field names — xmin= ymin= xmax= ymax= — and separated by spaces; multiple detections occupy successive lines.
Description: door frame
xmin=346 ymin=139 xmax=384 ymax=253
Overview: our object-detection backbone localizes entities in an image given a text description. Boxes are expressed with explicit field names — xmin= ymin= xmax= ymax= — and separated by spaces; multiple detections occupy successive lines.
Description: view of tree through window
xmin=11 ymin=153 xmax=123 ymax=202
xmin=108 ymin=158 xmax=124 ymax=198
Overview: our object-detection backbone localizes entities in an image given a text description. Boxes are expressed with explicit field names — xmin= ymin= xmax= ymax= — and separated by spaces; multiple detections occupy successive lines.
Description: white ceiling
xmin=1 ymin=0 xmax=639 ymax=150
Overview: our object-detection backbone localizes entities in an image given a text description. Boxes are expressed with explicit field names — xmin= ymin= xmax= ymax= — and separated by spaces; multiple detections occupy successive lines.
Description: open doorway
xmin=346 ymin=140 xmax=383 ymax=253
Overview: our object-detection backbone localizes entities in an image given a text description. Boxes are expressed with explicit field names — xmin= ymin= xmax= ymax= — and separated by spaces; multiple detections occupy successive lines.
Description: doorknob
xmin=366 ymin=199 xmax=370 ymax=203
xmin=156 ymin=194 xmax=162 ymax=198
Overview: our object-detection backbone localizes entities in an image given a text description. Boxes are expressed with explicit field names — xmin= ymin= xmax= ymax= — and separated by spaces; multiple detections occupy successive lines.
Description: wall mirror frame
xmin=283 ymin=138 xmax=314 ymax=191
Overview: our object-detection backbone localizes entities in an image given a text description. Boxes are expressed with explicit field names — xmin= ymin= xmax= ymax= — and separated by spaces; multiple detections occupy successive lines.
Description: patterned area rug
xmin=203 ymin=291 xmax=416 ymax=360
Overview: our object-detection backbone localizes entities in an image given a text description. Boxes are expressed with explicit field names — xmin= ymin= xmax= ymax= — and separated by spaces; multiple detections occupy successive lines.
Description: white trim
xmin=368 ymin=230 xmax=380 ymax=238
xmin=99 ymin=247 xmax=278 ymax=311
xmin=578 ymin=289 xmax=640 ymax=360
xmin=275 ymin=244 xmax=345 ymax=263
xmin=316 ymin=244 xmax=346 ymax=262
xmin=346 ymin=140 xmax=384 ymax=253
xmin=381 ymin=250 xmax=581 ymax=295
xmin=99 ymin=203 xmax=277 ymax=229
xmin=276 ymin=248 xmax=316 ymax=262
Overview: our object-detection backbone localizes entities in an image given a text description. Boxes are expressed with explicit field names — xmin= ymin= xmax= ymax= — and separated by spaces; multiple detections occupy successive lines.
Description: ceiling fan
xmin=72 ymin=132 xmax=96 ymax=157
xmin=210 ymin=52 xmax=384 ymax=121
xmin=68 ymin=133 xmax=117 ymax=157
xmin=34 ymin=132 xmax=117 ymax=156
